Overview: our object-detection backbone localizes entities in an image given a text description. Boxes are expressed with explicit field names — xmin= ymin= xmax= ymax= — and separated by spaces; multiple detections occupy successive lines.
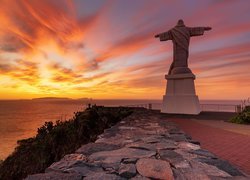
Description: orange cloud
xmin=0 ymin=0 xmax=250 ymax=100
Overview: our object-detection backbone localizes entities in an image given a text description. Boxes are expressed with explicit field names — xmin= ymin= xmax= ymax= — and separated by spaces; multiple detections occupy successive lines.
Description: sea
xmin=0 ymin=99 xmax=242 ymax=160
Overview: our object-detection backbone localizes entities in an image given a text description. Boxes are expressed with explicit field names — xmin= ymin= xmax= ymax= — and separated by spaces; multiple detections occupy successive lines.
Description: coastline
xmin=0 ymin=99 xmax=242 ymax=160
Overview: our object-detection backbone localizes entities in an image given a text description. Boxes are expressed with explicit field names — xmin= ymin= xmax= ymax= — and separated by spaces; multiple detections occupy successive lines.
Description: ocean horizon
xmin=0 ymin=99 xmax=242 ymax=160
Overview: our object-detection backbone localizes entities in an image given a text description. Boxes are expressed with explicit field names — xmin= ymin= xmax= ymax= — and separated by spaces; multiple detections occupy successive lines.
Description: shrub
xmin=0 ymin=106 xmax=133 ymax=180
xmin=230 ymin=106 xmax=250 ymax=124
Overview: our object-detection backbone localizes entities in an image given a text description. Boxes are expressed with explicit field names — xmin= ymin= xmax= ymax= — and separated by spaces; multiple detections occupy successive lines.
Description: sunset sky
xmin=0 ymin=0 xmax=250 ymax=100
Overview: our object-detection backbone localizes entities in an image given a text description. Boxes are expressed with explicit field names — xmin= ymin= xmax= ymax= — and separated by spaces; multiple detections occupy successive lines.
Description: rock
xmin=189 ymin=149 xmax=216 ymax=158
xmin=62 ymin=165 xmax=102 ymax=175
xmin=169 ymin=134 xmax=187 ymax=142
xmin=174 ymin=160 xmax=190 ymax=169
xmin=126 ymin=141 xmax=155 ymax=151
xmin=196 ymin=158 xmax=244 ymax=176
xmin=155 ymin=141 xmax=177 ymax=150
xmin=175 ymin=149 xmax=200 ymax=160
xmin=159 ymin=149 xmax=185 ymax=166
xmin=95 ymin=134 xmax=132 ymax=146
xmin=188 ymin=140 xmax=201 ymax=145
xmin=76 ymin=143 xmax=121 ymax=156
xmin=64 ymin=154 xmax=86 ymax=161
xmin=140 ymin=135 xmax=164 ymax=143
xmin=118 ymin=163 xmax=137 ymax=178
xmin=126 ymin=139 xmax=177 ymax=152
xmin=173 ymin=169 xmax=210 ymax=180
xmin=136 ymin=158 xmax=174 ymax=180
xmin=190 ymin=161 xmax=232 ymax=178
xmin=185 ymin=134 xmax=192 ymax=140
xmin=103 ymin=167 xmax=117 ymax=174
xmin=169 ymin=129 xmax=185 ymax=135
xmin=123 ymin=139 xmax=134 ymax=144
xmin=88 ymin=147 xmax=155 ymax=165
xmin=26 ymin=172 xmax=82 ymax=180
xmin=46 ymin=154 xmax=87 ymax=173
xmin=101 ymin=162 xmax=121 ymax=172
xmin=177 ymin=142 xmax=200 ymax=150
xmin=122 ymin=158 xmax=138 ymax=164
xmin=173 ymin=160 xmax=233 ymax=180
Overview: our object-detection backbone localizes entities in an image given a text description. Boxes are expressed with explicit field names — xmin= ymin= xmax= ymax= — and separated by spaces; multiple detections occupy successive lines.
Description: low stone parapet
xmin=26 ymin=109 xmax=248 ymax=180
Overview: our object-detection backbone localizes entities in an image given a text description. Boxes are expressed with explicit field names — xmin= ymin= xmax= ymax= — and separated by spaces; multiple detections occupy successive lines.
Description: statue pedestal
xmin=161 ymin=73 xmax=201 ymax=115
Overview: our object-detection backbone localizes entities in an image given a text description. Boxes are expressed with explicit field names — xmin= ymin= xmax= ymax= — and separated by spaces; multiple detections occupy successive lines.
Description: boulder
xmin=136 ymin=158 xmax=173 ymax=180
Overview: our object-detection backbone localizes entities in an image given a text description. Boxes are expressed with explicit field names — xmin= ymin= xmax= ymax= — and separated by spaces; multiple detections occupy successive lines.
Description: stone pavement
xmin=170 ymin=118 xmax=250 ymax=176
xmin=26 ymin=109 xmax=248 ymax=179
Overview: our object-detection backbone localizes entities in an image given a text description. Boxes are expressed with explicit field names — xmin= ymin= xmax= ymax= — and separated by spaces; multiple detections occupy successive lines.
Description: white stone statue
xmin=155 ymin=19 xmax=212 ymax=75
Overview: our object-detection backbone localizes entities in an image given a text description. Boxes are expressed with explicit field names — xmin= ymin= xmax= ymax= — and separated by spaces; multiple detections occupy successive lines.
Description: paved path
xmin=193 ymin=119 xmax=250 ymax=136
xmin=170 ymin=118 xmax=250 ymax=175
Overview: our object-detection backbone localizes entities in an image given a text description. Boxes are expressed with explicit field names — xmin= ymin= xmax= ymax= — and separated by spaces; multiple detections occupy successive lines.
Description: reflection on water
xmin=0 ymin=100 xmax=85 ymax=160
xmin=0 ymin=99 xmax=240 ymax=160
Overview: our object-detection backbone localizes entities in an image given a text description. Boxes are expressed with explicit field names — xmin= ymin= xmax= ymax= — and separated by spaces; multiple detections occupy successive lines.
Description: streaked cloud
xmin=0 ymin=0 xmax=249 ymax=99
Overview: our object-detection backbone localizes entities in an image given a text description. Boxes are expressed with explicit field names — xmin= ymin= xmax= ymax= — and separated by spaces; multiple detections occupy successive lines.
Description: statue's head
xmin=177 ymin=19 xmax=185 ymax=26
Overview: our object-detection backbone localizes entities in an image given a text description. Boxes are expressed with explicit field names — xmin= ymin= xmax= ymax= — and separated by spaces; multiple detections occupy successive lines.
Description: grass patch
xmin=0 ymin=106 xmax=133 ymax=180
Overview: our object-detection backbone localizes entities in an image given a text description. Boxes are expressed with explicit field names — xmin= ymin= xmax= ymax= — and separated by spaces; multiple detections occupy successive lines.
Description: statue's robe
xmin=158 ymin=25 xmax=206 ymax=74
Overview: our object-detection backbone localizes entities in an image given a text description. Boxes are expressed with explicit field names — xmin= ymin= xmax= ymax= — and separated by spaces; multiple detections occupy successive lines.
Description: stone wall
xmin=26 ymin=109 xmax=248 ymax=180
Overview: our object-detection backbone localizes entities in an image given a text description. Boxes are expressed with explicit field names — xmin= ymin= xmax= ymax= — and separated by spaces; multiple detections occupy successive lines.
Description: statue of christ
xmin=155 ymin=19 xmax=212 ymax=75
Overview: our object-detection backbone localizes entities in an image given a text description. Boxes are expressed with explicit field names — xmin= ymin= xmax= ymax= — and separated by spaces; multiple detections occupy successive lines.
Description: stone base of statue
xmin=161 ymin=73 xmax=201 ymax=115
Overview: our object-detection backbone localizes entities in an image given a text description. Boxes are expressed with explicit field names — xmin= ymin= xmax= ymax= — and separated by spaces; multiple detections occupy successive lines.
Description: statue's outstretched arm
xmin=155 ymin=34 xmax=160 ymax=38
xmin=155 ymin=31 xmax=172 ymax=41
xmin=204 ymin=27 xmax=212 ymax=31
xmin=189 ymin=27 xmax=212 ymax=36
xmin=155 ymin=31 xmax=167 ymax=38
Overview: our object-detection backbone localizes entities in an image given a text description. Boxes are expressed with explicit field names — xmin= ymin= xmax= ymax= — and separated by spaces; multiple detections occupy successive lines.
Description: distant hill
xmin=31 ymin=97 xmax=92 ymax=101
xmin=77 ymin=98 xmax=93 ymax=101
xmin=31 ymin=97 xmax=72 ymax=101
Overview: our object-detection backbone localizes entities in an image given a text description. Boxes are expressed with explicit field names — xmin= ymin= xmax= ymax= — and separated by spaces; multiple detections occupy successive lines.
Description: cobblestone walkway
xmin=170 ymin=118 xmax=250 ymax=175
xmin=27 ymin=110 xmax=248 ymax=179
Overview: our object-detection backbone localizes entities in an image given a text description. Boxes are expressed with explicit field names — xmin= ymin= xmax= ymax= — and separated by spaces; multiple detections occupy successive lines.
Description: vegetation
xmin=230 ymin=106 xmax=250 ymax=124
xmin=0 ymin=106 xmax=133 ymax=180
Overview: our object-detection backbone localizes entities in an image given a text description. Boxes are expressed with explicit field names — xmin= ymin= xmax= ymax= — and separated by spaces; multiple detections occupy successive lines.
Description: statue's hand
xmin=155 ymin=34 xmax=160 ymax=38
xmin=204 ymin=27 xmax=212 ymax=31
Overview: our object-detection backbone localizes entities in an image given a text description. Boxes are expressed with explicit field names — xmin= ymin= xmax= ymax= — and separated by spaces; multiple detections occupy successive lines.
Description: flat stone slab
xmin=88 ymin=147 xmax=156 ymax=165
xmin=76 ymin=142 xmax=121 ymax=156
xmin=26 ymin=109 xmax=248 ymax=179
